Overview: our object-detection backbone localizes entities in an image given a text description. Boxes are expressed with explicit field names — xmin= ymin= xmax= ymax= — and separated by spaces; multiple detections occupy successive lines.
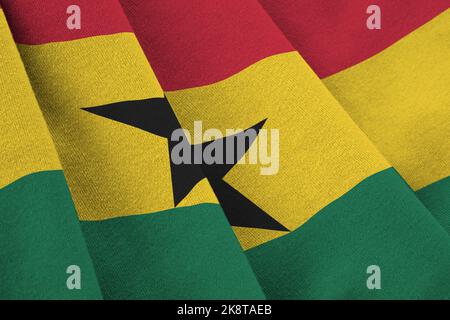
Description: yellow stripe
xmin=0 ymin=9 xmax=60 ymax=188
xmin=18 ymin=33 xmax=163 ymax=110
xmin=323 ymin=10 xmax=450 ymax=190
xmin=18 ymin=33 xmax=217 ymax=220
xmin=166 ymin=51 xmax=390 ymax=249
xmin=232 ymin=227 xmax=288 ymax=251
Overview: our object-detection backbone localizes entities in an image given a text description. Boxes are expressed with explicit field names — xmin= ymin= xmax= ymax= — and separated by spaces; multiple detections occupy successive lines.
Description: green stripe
xmin=246 ymin=168 xmax=450 ymax=299
xmin=0 ymin=171 xmax=102 ymax=299
xmin=416 ymin=176 xmax=450 ymax=234
xmin=80 ymin=204 xmax=265 ymax=299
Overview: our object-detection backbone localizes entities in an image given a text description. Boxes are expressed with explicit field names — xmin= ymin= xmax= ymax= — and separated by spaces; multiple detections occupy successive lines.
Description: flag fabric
xmin=259 ymin=0 xmax=450 ymax=232
xmin=1 ymin=0 xmax=264 ymax=300
xmin=0 ymin=5 xmax=101 ymax=299
xmin=119 ymin=0 xmax=450 ymax=299
xmin=0 ymin=0 xmax=449 ymax=299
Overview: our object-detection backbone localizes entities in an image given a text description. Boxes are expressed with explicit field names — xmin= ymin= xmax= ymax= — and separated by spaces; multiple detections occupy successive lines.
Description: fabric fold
xmin=1 ymin=0 xmax=265 ymax=299
xmin=0 ymin=7 xmax=102 ymax=299
xmin=119 ymin=0 xmax=450 ymax=298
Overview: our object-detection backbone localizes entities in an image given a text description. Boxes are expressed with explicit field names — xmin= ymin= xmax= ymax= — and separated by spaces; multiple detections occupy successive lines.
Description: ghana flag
xmin=120 ymin=0 xmax=450 ymax=299
xmin=0 ymin=0 xmax=449 ymax=300
xmin=1 ymin=0 xmax=264 ymax=299
xmin=259 ymin=0 xmax=450 ymax=232
xmin=0 ymin=5 xmax=101 ymax=299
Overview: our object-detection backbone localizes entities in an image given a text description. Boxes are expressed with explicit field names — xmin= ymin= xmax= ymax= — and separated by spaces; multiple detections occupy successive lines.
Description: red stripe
xmin=259 ymin=0 xmax=449 ymax=78
xmin=120 ymin=0 xmax=294 ymax=91
xmin=1 ymin=0 xmax=132 ymax=44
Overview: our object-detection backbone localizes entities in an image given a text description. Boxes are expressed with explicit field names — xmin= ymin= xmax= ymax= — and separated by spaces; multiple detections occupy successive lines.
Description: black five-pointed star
xmin=83 ymin=97 xmax=288 ymax=231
